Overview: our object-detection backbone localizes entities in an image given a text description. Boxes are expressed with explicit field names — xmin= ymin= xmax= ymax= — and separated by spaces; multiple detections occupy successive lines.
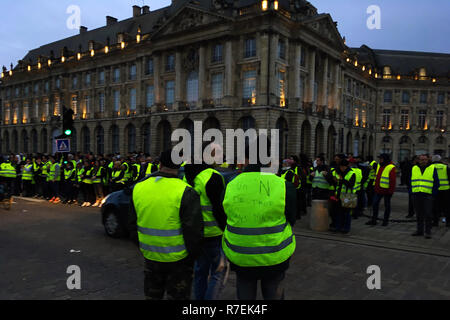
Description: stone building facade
xmin=0 ymin=0 xmax=449 ymax=163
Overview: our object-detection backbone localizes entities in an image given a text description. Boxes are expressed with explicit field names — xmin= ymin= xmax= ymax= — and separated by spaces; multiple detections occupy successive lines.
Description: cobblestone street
xmin=1 ymin=191 xmax=449 ymax=300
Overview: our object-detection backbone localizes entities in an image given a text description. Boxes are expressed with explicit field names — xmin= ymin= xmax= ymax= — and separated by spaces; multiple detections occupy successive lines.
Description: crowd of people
xmin=0 ymin=152 xmax=160 ymax=207
xmin=1 ymin=147 xmax=449 ymax=300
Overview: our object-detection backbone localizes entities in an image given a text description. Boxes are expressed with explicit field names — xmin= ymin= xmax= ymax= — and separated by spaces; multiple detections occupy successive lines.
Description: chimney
xmin=106 ymin=16 xmax=118 ymax=26
xmin=133 ymin=5 xmax=141 ymax=17
xmin=80 ymin=26 xmax=88 ymax=34
xmin=142 ymin=5 xmax=150 ymax=14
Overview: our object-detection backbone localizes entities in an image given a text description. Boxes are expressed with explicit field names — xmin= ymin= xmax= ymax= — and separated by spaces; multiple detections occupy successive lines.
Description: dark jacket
xmin=128 ymin=171 xmax=204 ymax=261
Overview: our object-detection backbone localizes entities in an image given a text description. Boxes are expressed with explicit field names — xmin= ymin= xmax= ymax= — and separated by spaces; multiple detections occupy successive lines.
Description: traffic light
xmin=62 ymin=106 xmax=74 ymax=137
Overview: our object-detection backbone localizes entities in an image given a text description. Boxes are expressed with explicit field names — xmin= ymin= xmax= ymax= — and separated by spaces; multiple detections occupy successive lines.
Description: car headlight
xmin=101 ymin=195 xmax=111 ymax=206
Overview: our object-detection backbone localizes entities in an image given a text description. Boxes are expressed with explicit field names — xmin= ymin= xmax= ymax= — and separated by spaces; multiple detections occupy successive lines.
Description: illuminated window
xmin=436 ymin=110 xmax=445 ymax=129
xmin=418 ymin=110 xmax=427 ymax=130
xmin=353 ymin=107 xmax=360 ymax=126
xmin=383 ymin=66 xmax=392 ymax=79
xmin=400 ymin=110 xmax=410 ymax=130
xmin=71 ymin=96 xmax=78 ymax=115
xmin=419 ymin=67 xmax=426 ymax=79
xmin=382 ymin=109 xmax=392 ymax=130
xmin=54 ymin=96 xmax=60 ymax=116
xmin=243 ymin=70 xmax=257 ymax=105
xmin=277 ymin=70 xmax=286 ymax=107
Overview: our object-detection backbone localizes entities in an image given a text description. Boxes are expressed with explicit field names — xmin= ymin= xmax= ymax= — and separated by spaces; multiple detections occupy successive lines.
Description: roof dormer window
xmin=383 ymin=66 xmax=392 ymax=79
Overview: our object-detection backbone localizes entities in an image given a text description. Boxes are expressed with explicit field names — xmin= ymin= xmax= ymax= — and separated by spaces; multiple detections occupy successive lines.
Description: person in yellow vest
xmin=74 ymin=162 xmax=84 ymax=205
xmin=282 ymin=156 xmax=303 ymax=220
xmin=129 ymin=149 xmax=203 ymax=300
xmin=80 ymin=160 xmax=95 ymax=207
xmin=431 ymin=155 xmax=450 ymax=228
xmin=21 ymin=158 xmax=34 ymax=197
xmin=222 ymin=143 xmax=297 ymax=300
xmin=411 ymin=154 xmax=439 ymax=239
xmin=91 ymin=160 xmax=105 ymax=207
xmin=365 ymin=154 xmax=396 ymax=226
xmin=0 ymin=155 xmax=17 ymax=199
xmin=144 ymin=157 xmax=158 ymax=178
xmin=48 ymin=155 xmax=62 ymax=204
xmin=184 ymin=161 xmax=227 ymax=301
xmin=330 ymin=159 xmax=356 ymax=233
xmin=111 ymin=161 xmax=126 ymax=192
xmin=62 ymin=161 xmax=76 ymax=204
xmin=365 ymin=156 xmax=379 ymax=207
xmin=310 ymin=155 xmax=334 ymax=200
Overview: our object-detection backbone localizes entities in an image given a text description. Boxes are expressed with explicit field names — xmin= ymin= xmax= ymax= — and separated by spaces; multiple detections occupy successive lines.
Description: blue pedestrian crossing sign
xmin=56 ymin=139 xmax=71 ymax=153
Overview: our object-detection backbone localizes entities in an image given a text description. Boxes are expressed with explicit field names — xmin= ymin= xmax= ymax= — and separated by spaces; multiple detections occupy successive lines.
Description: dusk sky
xmin=1 ymin=0 xmax=449 ymax=68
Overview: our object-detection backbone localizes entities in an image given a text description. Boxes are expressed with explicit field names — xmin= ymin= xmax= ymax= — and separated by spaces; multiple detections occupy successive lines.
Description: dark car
xmin=101 ymin=168 xmax=240 ymax=238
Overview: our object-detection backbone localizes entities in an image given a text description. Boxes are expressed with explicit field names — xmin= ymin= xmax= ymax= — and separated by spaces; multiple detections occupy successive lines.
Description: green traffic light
xmin=65 ymin=129 xmax=72 ymax=136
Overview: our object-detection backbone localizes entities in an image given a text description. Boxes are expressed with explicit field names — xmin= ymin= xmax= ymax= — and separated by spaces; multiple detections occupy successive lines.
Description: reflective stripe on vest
xmin=132 ymin=164 xmax=141 ymax=181
xmin=434 ymin=163 xmax=450 ymax=191
xmin=22 ymin=164 xmax=33 ymax=180
xmin=64 ymin=169 xmax=75 ymax=181
xmin=411 ymin=165 xmax=435 ymax=194
xmin=369 ymin=161 xmax=379 ymax=180
xmin=333 ymin=170 xmax=356 ymax=195
xmin=49 ymin=163 xmax=61 ymax=181
xmin=112 ymin=170 xmax=124 ymax=184
xmin=222 ymin=172 xmax=295 ymax=267
xmin=312 ymin=170 xmax=333 ymax=190
xmin=145 ymin=164 xmax=155 ymax=178
xmin=82 ymin=168 xmax=93 ymax=184
xmin=352 ymin=168 xmax=363 ymax=192
xmin=376 ymin=164 xmax=395 ymax=189
xmin=193 ymin=168 xmax=225 ymax=238
xmin=92 ymin=168 xmax=102 ymax=184
xmin=133 ymin=176 xmax=189 ymax=262
xmin=1 ymin=163 xmax=17 ymax=178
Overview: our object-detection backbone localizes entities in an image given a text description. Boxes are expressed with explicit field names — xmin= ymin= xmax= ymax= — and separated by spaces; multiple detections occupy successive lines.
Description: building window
xmin=54 ymin=97 xmax=60 ymax=116
xmin=24 ymin=86 xmax=29 ymax=96
xmin=44 ymin=100 xmax=49 ymax=118
xmin=146 ymin=85 xmax=154 ymax=108
xmin=113 ymin=90 xmax=120 ymax=113
xmin=72 ymin=76 xmax=78 ymax=89
xmin=212 ymin=44 xmax=223 ymax=63
xmin=277 ymin=70 xmax=286 ymax=107
xmin=418 ymin=110 xmax=427 ymax=130
xmin=166 ymin=54 xmax=175 ymax=72
xmin=437 ymin=92 xmax=445 ymax=104
xmin=384 ymin=90 xmax=392 ymax=103
xmin=354 ymin=107 xmax=360 ymax=126
xmin=145 ymin=58 xmax=154 ymax=75
xmin=402 ymin=91 xmax=410 ymax=104
xmin=98 ymin=71 xmax=105 ymax=85
xmin=34 ymin=101 xmax=39 ymax=119
xmin=129 ymin=88 xmax=137 ymax=111
xmin=420 ymin=91 xmax=428 ymax=104
xmin=127 ymin=125 xmax=136 ymax=153
xmin=129 ymin=64 xmax=137 ymax=80
xmin=23 ymin=102 xmax=29 ymax=123
xmin=165 ymin=81 xmax=175 ymax=108
xmin=113 ymin=68 xmax=120 ymax=82
xmin=278 ymin=40 xmax=286 ymax=60
xmin=71 ymin=96 xmax=78 ymax=115
xmin=299 ymin=75 xmax=305 ymax=103
xmin=244 ymin=38 xmax=256 ymax=58
xmin=382 ymin=109 xmax=392 ymax=130
xmin=419 ymin=67 xmax=427 ymax=79
xmin=347 ymin=79 xmax=352 ymax=93
xmin=243 ymin=70 xmax=257 ymax=105
xmin=45 ymin=81 xmax=49 ymax=93
xmin=355 ymin=84 xmax=360 ymax=97
xmin=84 ymin=96 xmax=90 ymax=118
xmin=98 ymin=92 xmax=105 ymax=113
xmin=15 ymin=87 xmax=20 ymax=97
xmin=383 ymin=66 xmax=392 ymax=79
xmin=186 ymin=72 xmax=199 ymax=106
xmin=300 ymin=46 xmax=306 ymax=67
xmin=211 ymin=73 xmax=223 ymax=102
xmin=55 ymin=78 xmax=60 ymax=89
xmin=436 ymin=110 xmax=445 ymax=129
xmin=4 ymin=106 xmax=11 ymax=124
xmin=400 ymin=110 xmax=410 ymax=130
xmin=85 ymin=73 xmax=91 ymax=86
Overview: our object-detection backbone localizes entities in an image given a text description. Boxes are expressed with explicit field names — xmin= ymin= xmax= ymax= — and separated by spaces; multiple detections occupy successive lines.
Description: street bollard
xmin=310 ymin=200 xmax=329 ymax=232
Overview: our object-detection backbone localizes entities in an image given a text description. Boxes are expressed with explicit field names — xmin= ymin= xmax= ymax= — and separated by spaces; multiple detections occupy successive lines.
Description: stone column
xmin=175 ymin=51 xmax=182 ymax=110
xmin=269 ymin=33 xmax=279 ymax=106
xmin=307 ymin=48 xmax=316 ymax=105
xmin=333 ymin=62 xmax=340 ymax=110
xmin=153 ymin=55 xmax=160 ymax=103
xmin=320 ymin=54 xmax=328 ymax=109
xmin=224 ymin=40 xmax=234 ymax=106
xmin=198 ymin=46 xmax=206 ymax=107
xmin=294 ymin=43 xmax=301 ymax=108
xmin=259 ymin=32 xmax=269 ymax=106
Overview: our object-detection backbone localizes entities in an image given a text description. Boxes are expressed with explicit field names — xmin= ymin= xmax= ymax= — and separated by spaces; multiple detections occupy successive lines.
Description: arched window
xmin=142 ymin=123 xmax=151 ymax=155
xmin=82 ymin=127 xmax=90 ymax=153
xmin=126 ymin=124 xmax=136 ymax=153
xmin=31 ymin=130 xmax=38 ymax=153
xmin=186 ymin=71 xmax=199 ymax=107
xmin=41 ymin=129 xmax=48 ymax=154
xmin=95 ymin=126 xmax=104 ymax=155
xmin=111 ymin=125 xmax=120 ymax=154
xmin=276 ymin=118 xmax=289 ymax=159
xmin=241 ymin=116 xmax=256 ymax=131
